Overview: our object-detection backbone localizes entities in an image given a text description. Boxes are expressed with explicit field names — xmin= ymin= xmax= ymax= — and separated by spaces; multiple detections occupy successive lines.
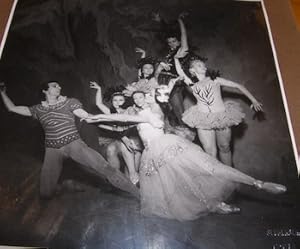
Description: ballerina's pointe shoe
xmin=215 ymin=202 xmax=241 ymax=214
xmin=130 ymin=174 xmax=140 ymax=186
xmin=253 ymin=180 xmax=287 ymax=194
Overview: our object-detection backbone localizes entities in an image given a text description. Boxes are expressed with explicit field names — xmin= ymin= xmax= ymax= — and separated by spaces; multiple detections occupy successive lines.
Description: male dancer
xmin=0 ymin=81 xmax=139 ymax=199
xmin=154 ymin=12 xmax=194 ymax=125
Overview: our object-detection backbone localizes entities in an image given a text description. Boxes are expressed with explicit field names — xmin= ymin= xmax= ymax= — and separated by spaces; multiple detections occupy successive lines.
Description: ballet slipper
xmin=130 ymin=173 xmax=140 ymax=186
xmin=253 ymin=180 xmax=287 ymax=194
xmin=215 ymin=202 xmax=241 ymax=214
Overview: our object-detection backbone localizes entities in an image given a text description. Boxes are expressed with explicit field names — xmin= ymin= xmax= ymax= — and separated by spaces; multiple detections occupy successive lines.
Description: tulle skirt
xmin=140 ymin=134 xmax=242 ymax=221
xmin=182 ymin=101 xmax=245 ymax=130
xmin=98 ymin=136 xmax=143 ymax=152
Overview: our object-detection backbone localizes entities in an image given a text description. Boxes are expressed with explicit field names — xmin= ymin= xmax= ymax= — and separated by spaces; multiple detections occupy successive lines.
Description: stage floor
xmin=0 ymin=179 xmax=299 ymax=249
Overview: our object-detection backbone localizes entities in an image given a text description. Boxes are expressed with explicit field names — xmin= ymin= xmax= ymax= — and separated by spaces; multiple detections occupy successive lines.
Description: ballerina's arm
xmin=178 ymin=14 xmax=189 ymax=55
xmin=98 ymin=124 xmax=135 ymax=132
xmin=217 ymin=77 xmax=263 ymax=112
xmin=174 ymin=58 xmax=193 ymax=86
xmin=90 ymin=81 xmax=111 ymax=114
xmin=85 ymin=113 xmax=164 ymax=128
xmin=135 ymin=48 xmax=146 ymax=79
xmin=135 ymin=47 xmax=146 ymax=58
xmin=86 ymin=113 xmax=148 ymax=123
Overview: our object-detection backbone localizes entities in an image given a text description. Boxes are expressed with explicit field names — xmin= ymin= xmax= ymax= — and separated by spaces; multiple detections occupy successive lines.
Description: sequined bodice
xmin=137 ymin=109 xmax=164 ymax=149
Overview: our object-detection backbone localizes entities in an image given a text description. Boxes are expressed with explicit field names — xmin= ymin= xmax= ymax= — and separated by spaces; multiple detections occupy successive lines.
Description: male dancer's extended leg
xmin=106 ymin=141 xmax=122 ymax=170
xmin=40 ymin=148 xmax=64 ymax=198
xmin=66 ymin=139 xmax=140 ymax=198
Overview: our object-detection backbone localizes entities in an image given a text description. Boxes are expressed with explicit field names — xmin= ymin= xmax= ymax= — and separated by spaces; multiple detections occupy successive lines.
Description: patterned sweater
xmin=29 ymin=98 xmax=82 ymax=148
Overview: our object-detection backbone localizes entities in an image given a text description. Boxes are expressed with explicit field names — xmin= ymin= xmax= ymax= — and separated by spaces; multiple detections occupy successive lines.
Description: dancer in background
xmin=153 ymin=12 xmax=194 ymax=125
xmin=123 ymin=55 xmax=159 ymax=103
xmin=83 ymin=87 xmax=286 ymax=221
xmin=129 ymin=48 xmax=195 ymax=140
xmin=0 ymin=81 xmax=139 ymax=199
xmin=174 ymin=54 xmax=263 ymax=166
xmin=90 ymin=81 xmax=141 ymax=184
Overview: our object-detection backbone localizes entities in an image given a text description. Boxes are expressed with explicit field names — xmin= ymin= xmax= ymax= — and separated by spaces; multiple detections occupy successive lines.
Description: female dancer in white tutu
xmin=84 ymin=88 xmax=286 ymax=221
xmin=174 ymin=54 xmax=263 ymax=166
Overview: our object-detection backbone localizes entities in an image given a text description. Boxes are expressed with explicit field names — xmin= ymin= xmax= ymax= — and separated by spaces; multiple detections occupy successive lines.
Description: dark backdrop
xmin=0 ymin=0 xmax=297 ymax=195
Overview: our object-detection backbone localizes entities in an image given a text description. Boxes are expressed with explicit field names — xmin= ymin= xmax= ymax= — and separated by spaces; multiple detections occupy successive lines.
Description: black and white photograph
xmin=0 ymin=0 xmax=299 ymax=248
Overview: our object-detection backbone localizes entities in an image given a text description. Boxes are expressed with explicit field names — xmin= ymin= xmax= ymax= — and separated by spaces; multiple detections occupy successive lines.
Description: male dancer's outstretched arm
xmin=0 ymin=82 xmax=31 ymax=116
xmin=0 ymin=82 xmax=140 ymax=199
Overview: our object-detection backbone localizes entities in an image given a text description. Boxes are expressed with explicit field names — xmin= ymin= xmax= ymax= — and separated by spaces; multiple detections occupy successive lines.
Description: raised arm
xmin=90 ymin=81 xmax=111 ymax=114
xmin=217 ymin=78 xmax=263 ymax=112
xmin=135 ymin=48 xmax=146 ymax=79
xmin=0 ymin=83 xmax=31 ymax=116
xmin=135 ymin=47 xmax=146 ymax=59
xmin=178 ymin=13 xmax=188 ymax=53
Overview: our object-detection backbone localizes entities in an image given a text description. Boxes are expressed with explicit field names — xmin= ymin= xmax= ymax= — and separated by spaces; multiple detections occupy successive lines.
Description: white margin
xmin=260 ymin=0 xmax=300 ymax=174
xmin=0 ymin=0 xmax=19 ymax=60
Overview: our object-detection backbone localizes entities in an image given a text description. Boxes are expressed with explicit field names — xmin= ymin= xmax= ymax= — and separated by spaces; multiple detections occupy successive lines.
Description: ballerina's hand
xmin=251 ymin=101 xmax=263 ymax=112
xmin=159 ymin=62 xmax=171 ymax=71
xmin=178 ymin=11 xmax=189 ymax=20
xmin=176 ymin=76 xmax=185 ymax=82
xmin=80 ymin=117 xmax=89 ymax=122
xmin=0 ymin=82 xmax=6 ymax=92
xmin=135 ymin=47 xmax=145 ymax=54
xmin=81 ymin=115 xmax=104 ymax=123
xmin=174 ymin=48 xmax=188 ymax=59
xmin=84 ymin=118 xmax=103 ymax=123
xmin=89 ymin=81 xmax=101 ymax=90
xmin=151 ymin=12 xmax=161 ymax=22
xmin=122 ymin=137 xmax=138 ymax=153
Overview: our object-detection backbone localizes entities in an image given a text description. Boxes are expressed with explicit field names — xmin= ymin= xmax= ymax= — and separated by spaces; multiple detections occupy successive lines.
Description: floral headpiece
xmin=136 ymin=56 xmax=157 ymax=69
xmin=103 ymin=85 xmax=126 ymax=102
xmin=123 ymin=78 xmax=159 ymax=97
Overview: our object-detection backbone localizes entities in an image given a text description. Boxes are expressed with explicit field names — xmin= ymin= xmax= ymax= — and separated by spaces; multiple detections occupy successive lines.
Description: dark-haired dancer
xmin=0 ymin=81 xmax=139 ymax=199
xmin=174 ymin=55 xmax=263 ymax=166
xmin=153 ymin=12 xmax=194 ymax=125
xmin=90 ymin=81 xmax=141 ymax=184
xmin=124 ymin=49 xmax=195 ymax=140
xmin=123 ymin=53 xmax=159 ymax=102
xmin=83 ymin=87 xmax=285 ymax=221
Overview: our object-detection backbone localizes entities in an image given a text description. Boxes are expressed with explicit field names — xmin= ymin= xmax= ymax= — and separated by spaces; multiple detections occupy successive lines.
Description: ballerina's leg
xmin=200 ymin=152 xmax=286 ymax=194
xmin=216 ymin=128 xmax=232 ymax=166
xmin=120 ymin=142 xmax=139 ymax=184
xmin=196 ymin=128 xmax=217 ymax=158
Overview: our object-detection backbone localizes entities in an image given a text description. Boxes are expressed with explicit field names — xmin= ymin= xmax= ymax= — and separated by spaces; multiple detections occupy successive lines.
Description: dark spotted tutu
xmin=98 ymin=137 xmax=116 ymax=147
xmin=182 ymin=101 xmax=245 ymax=130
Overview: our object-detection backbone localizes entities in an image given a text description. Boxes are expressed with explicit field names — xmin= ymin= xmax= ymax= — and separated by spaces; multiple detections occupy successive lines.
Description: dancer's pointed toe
xmin=215 ymin=202 xmax=241 ymax=214
xmin=254 ymin=180 xmax=287 ymax=194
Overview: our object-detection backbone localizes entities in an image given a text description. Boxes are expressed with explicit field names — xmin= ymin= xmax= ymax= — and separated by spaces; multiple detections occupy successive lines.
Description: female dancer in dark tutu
xmin=83 ymin=87 xmax=286 ymax=221
xmin=90 ymin=81 xmax=141 ymax=184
